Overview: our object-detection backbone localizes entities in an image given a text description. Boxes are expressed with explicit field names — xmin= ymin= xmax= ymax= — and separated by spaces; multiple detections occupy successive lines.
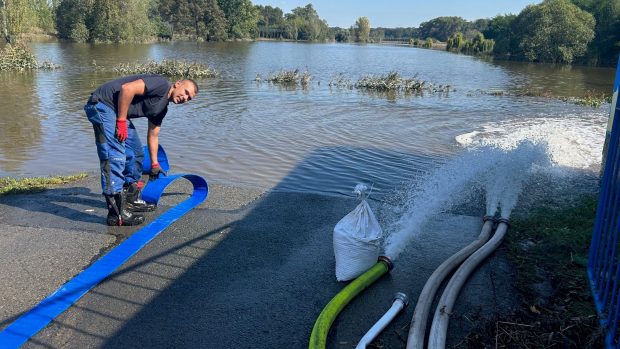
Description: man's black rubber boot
xmin=105 ymin=193 xmax=145 ymax=226
xmin=123 ymin=182 xmax=156 ymax=213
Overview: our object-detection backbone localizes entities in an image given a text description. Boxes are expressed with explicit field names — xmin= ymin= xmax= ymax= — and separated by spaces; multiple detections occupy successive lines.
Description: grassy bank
xmin=464 ymin=195 xmax=603 ymax=347
xmin=0 ymin=173 xmax=88 ymax=196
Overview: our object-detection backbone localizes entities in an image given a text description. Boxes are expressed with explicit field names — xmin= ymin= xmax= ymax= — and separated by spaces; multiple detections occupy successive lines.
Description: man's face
xmin=170 ymin=81 xmax=197 ymax=104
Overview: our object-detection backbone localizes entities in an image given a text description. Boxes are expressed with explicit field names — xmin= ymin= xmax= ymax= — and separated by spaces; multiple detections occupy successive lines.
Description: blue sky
xmin=251 ymin=0 xmax=540 ymax=28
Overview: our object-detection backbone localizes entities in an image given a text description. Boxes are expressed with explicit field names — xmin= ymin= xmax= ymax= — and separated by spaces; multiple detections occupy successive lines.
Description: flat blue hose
xmin=0 ymin=147 xmax=207 ymax=348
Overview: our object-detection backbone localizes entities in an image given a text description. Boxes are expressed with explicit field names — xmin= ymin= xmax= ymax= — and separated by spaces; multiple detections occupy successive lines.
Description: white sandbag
xmin=334 ymin=189 xmax=383 ymax=281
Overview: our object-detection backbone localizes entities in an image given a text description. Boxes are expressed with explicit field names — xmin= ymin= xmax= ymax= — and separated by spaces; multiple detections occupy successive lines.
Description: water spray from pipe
xmin=484 ymin=141 xmax=550 ymax=218
xmin=384 ymin=141 xmax=550 ymax=260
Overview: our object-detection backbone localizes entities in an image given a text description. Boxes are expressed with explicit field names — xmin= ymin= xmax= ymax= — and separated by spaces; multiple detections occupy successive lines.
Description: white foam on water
xmin=384 ymin=111 xmax=607 ymax=259
xmin=456 ymin=113 xmax=607 ymax=170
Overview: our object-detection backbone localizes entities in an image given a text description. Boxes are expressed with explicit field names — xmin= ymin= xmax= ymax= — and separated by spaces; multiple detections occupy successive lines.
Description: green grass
xmin=507 ymin=196 xmax=596 ymax=307
xmin=0 ymin=173 xmax=88 ymax=196
xmin=466 ymin=195 xmax=603 ymax=348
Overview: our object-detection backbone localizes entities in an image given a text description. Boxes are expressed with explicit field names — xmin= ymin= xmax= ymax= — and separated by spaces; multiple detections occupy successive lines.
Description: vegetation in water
xmin=0 ymin=43 xmax=36 ymax=71
xmin=256 ymin=69 xmax=311 ymax=86
xmin=113 ymin=59 xmax=218 ymax=79
xmin=0 ymin=43 xmax=59 ymax=71
xmin=567 ymin=91 xmax=612 ymax=108
xmin=354 ymin=72 xmax=452 ymax=93
xmin=0 ymin=173 xmax=88 ymax=196
xmin=482 ymin=88 xmax=611 ymax=108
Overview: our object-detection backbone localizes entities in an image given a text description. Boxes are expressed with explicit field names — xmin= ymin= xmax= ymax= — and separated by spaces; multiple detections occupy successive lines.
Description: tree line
xmin=0 ymin=0 xmax=618 ymax=66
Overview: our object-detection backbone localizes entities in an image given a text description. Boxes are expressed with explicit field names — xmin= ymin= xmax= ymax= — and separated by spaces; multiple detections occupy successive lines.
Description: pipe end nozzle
xmin=393 ymin=292 xmax=409 ymax=307
xmin=378 ymin=255 xmax=394 ymax=271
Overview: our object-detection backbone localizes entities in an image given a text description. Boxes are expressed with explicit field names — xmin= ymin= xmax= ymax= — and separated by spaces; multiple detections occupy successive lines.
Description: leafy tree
xmin=468 ymin=31 xmax=494 ymax=53
xmin=202 ymin=0 xmax=227 ymax=40
xmin=218 ymin=0 xmax=257 ymax=39
xmin=284 ymin=4 xmax=328 ymax=41
xmin=571 ymin=0 xmax=620 ymax=66
xmin=256 ymin=5 xmax=284 ymax=38
xmin=1 ymin=0 xmax=9 ymax=41
xmin=32 ymin=0 xmax=55 ymax=33
xmin=87 ymin=0 xmax=152 ymax=43
xmin=375 ymin=27 xmax=418 ymax=41
xmin=513 ymin=0 xmax=595 ymax=63
xmin=446 ymin=32 xmax=466 ymax=51
xmin=70 ymin=21 xmax=89 ymax=42
xmin=122 ymin=0 xmax=154 ymax=42
xmin=370 ymin=28 xmax=384 ymax=43
xmin=471 ymin=18 xmax=489 ymax=33
xmin=55 ymin=0 xmax=90 ymax=41
xmin=447 ymin=31 xmax=494 ymax=54
xmin=156 ymin=0 xmax=226 ymax=40
xmin=483 ymin=14 xmax=517 ymax=56
xmin=157 ymin=0 xmax=194 ymax=37
xmin=90 ymin=0 xmax=122 ymax=42
xmin=0 ymin=0 xmax=37 ymax=42
xmin=418 ymin=16 xmax=467 ymax=42
xmin=331 ymin=26 xmax=350 ymax=42
xmin=354 ymin=16 xmax=370 ymax=42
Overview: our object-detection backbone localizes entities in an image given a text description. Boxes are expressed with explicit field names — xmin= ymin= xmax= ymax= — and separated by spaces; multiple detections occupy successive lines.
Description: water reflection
xmin=0 ymin=72 xmax=42 ymax=173
xmin=489 ymin=59 xmax=614 ymax=96
xmin=0 ymin=42 xmax=613 ymax=196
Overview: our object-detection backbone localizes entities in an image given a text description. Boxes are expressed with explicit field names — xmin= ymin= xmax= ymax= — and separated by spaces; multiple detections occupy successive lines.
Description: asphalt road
xmin=0 ymin=175 xmax=516 ymax=348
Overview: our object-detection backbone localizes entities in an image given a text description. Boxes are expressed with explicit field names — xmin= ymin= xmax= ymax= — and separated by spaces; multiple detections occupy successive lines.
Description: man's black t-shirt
xmin=92 ymin=74 xmax=171 ymax=126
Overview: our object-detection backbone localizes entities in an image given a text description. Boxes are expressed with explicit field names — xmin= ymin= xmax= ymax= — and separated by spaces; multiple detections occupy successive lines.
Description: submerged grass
xmin=114 ymin=59 xmax=218 ymax=79
xmin=0 ymin=43 xmax=59 ymax=71
xmin=0 ymin=44 xmax=37 ymax=71
xmin=463 ymin=196 xmax=603 ymax=348
xmin=483 ymin=88 xmax=611 ymax=108
xmin=328 ymin=71 xmax=452 ymax=94
xmin=355 ymin=72 xmax=454 ymax=93
xmin=567 ymin=91 xmax=612 ymax=108
xmin=355 ymin=72 xmax=431 ymax=92
xmin=260 ymin=69 xmax=311 ymax=86
xmin=0 ymin=173 xmax=88 ymax=196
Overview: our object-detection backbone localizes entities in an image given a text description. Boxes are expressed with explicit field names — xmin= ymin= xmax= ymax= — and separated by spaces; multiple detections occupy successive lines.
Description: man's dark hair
xmin=186 ymin=79 xmax=199 ymax=94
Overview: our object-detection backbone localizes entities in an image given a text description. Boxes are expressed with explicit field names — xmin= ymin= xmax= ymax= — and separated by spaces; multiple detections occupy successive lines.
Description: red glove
xmin=150 ymin=163 xmax=167 ymax=179
xmin=116 ymin=119 xmax=128 ymax=142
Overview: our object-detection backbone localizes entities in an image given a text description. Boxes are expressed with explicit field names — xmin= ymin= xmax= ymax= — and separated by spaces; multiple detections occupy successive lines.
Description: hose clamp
xmin=378 ymin=255 xmax=394 ymax=271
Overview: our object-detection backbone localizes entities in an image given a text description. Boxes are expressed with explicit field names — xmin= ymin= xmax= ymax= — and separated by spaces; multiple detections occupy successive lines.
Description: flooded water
xmin=0 ymin=41 xmax=614 ymax=197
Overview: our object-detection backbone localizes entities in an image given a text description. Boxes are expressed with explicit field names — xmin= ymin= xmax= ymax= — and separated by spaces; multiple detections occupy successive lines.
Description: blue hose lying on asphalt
xmin=0 ymin=146 xmax=207 ymax=349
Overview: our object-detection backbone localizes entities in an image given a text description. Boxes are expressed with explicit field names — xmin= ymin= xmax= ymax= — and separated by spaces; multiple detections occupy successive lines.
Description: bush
xmin=70 ymin=22 xmax=90 ymax=43
xmin=0 ymin=44 xmax=37 ymax=71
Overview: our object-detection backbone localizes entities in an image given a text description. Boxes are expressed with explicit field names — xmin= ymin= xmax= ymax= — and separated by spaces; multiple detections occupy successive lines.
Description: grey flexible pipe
xmin=406 ymin=217 xmax=495 ymax=349
xmin=428 ymin=219 xmax=509 ymax=348
xmin=356 ymin=293 xmax=409 ymax=349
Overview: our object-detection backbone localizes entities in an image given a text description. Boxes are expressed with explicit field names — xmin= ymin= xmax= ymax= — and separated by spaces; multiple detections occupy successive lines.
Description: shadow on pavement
xmin=24 ymin=147 xmax=520 ymax=348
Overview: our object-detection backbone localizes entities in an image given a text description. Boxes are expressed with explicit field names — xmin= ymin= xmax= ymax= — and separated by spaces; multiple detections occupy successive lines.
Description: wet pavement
xmin=0 ymin=175 xmax=517 ymax=348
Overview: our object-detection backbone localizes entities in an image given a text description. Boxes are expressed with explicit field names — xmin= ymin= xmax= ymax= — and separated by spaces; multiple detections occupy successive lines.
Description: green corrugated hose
xmin=309 ymin=257 xmax=393 ymax=349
